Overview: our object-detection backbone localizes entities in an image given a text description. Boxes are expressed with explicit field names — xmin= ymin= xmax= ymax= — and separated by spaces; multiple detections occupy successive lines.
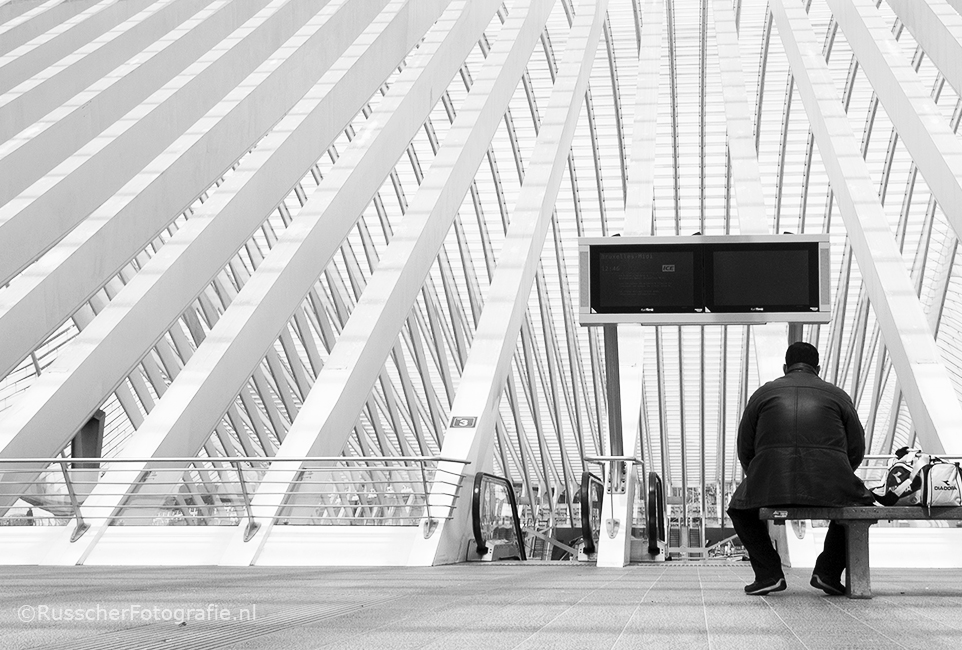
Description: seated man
xmin=727 ymin=342 xmax=874 ymax=596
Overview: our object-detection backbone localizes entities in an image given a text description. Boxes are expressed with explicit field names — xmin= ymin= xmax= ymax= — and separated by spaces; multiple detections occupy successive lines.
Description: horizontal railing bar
xmin=1 ymin=477 xmax=462 ymax=487
xmin=861 ymin=455 xmax=962 ymax=461
xmin=33 ymin=513 xmax=450 ymax=521
xmin=0 ymin=475 xmax=464 ymax=482
xmin=583 ymin=456 xmax=643 ymax=463
xmin=90 ymin=504 xmax=448 ymax=512
xmin=102 ymin=492 xmax=460 ymax=501
xmin=0 ymin=478 xmax=465 ymax=488
xmin=0 ymin=456 xmax=470 ymax=465
xmin=1 ymin=494 xmax=459 ymax=504
xmin=2 ymin=516 xmax=457 ymax=524
xmin=276 ymin=520 xmax=456 ymax=524
xmin=0 ymin=480 xmax=463 ymax=488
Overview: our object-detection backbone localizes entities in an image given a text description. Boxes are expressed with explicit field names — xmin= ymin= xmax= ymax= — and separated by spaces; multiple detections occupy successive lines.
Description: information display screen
xmin=705 ymin=245 xmax=817 ymax=313
xmin=580 ymin=235 xmax=829 ymax=324
xmin=591 ymin=246 xmax=701 ymax=313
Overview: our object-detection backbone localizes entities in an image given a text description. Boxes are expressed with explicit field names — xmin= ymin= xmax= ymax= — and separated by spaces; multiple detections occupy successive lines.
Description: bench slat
xmin=759 ymin=506 xmax=962 ymax=520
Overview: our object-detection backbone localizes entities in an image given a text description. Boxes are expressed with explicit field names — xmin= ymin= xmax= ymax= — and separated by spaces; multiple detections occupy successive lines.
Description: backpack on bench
xmin=872 ymin=447 xmax=923 ymax=506
xmin=872 ymin=447 xmax=962 ymax=509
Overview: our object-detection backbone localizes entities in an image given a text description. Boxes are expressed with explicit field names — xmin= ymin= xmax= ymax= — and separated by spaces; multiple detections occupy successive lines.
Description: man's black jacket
xmin=729 ymin=363 xmax=875 ymax=509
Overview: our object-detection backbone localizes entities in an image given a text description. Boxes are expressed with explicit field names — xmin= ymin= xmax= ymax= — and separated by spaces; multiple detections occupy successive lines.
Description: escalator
xmin=471 ymin=473 xmax=526 ymax=561
xmin=470 ymin=469 xmax=666 ymax=562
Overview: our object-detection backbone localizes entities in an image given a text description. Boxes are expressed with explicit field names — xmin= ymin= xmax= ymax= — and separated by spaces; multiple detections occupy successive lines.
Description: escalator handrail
xmin=579 ymin=471 xmax=604 ymax=555
xmin=647 ymin=471 xmax=666 ymax=554
xmin=471 ymin=472 xmax=526 ymax=561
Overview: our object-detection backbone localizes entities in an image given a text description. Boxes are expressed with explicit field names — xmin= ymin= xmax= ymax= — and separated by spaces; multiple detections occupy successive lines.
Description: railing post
xmin=58 ymin=459 xmax=90 ymax=542
xmin=233 ymin=460 xmax=260 ymax=542
xmin=420 ymin=459 xmax=437 ymax=539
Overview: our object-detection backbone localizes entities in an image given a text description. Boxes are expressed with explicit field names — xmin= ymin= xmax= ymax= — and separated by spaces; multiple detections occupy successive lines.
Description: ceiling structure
xmin=2 ymin=0 xmax=962 ymax=531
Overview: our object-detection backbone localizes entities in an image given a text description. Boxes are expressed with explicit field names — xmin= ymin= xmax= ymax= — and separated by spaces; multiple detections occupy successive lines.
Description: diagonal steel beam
xmin=221 ymin=0 xmax=556 ymax=565
xmin=450 ymin=37 xmax=577 ymax=498
xmin=887 ymin=0 xmax=962 ymax=99
xmin=0 ymin=0 xmax=322 ymax=288
xmin=0 ymin=0 xmax=156 ymax=93
xmin=34 ymin=0 xmax=485 ymax=565
xmin=410 ymin=0 xmax=607 ymax=564
xmin=770 ymin=0 xmax=962 ymax=454
xmin=0 ymin=1 xmax=100 ymax=58
xmin=0 ymin=1 xmax=368 ymax=388
xmin=0 ymin=0 xmax=226 ymax=149
xmin=0 ymin=0 xmax=441 ymax=500
xmin=829 ymin=0 xmax=962 ymax=248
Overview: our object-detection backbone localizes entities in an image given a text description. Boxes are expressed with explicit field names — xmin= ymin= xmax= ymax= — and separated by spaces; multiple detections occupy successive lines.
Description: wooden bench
xmin=759 ymin=506 xmax=962 ymax=599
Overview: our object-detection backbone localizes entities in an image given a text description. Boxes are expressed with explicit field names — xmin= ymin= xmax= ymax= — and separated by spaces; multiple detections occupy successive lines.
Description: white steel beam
xmin=887 ymin=0 xmax=962 ymax=99
xmin=712 ymin=0 xmax=769 ymax=235
xmin=0 ymin=0 xmax=377 ymax=380
xmin=0 ymin=1 xmax=99 ymax=57
xmin=221 ymin=0 xmax=555 ymax=566
xmin=0 ymin=0 xmax=157 ymax=93
xmin=829 ymin=0 xmax=962 ymax=247
xmin=713 ymin=0 xmax=786 ymax=386
xmin=626 ymin=0 xmax=662 ymax=234
xmin=35 ymin=0 xmax=467 ymax=565
xmin=0 ymin=0 xmax=444 ymax=505
xmin=0 ymin=0 xmax=257 ymax=196
xmin=417 ymin=0 xmax=607 ymax=565
xmin=0 ymin=0 xmax=217 ymax=143
xmin=771 ymin=0 xmax=962 ymax=454
xmin=495 ymin=56 xmax=583 ymax=509
xmin=0 ymin=0 xmax=318 ymax=288
xmin=597 ymin=0 xmax=662 ymax=569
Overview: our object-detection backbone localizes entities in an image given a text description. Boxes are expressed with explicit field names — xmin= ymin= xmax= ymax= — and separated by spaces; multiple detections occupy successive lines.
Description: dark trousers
xmin=727 ymin=507 xmax=847 ymax=582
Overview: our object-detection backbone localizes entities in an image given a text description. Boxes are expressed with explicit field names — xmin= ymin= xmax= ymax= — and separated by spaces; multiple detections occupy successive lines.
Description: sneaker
xmin=744 ymin=577 xmax=786 ymax=595
xmin=810 ymin=574 xmax=845 ymax=596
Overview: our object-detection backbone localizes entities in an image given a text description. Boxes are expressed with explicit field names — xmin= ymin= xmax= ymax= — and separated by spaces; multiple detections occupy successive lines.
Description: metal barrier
xmin=0 ymin=456 xmax=469 ymax=542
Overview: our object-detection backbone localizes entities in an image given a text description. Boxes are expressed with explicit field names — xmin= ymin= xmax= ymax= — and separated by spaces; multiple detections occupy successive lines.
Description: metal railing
xmin=583 ymin=455 xmax=642 ymax=496
xmin=0 ymin=456 xmax=469 ymax=542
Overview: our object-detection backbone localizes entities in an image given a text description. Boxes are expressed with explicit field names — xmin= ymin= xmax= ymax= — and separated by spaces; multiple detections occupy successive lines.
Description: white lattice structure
xmin=2 ymin=0 xmax=962 ymax=565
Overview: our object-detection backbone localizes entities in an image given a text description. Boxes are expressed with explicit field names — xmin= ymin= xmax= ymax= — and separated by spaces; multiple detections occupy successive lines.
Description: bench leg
xmin=840 ymin=520 xmax=876 ymax=599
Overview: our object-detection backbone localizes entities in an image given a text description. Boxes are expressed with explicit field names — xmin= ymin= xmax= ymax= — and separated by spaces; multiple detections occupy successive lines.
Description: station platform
xmin=3 ymin=562 xmax=960 ymax=649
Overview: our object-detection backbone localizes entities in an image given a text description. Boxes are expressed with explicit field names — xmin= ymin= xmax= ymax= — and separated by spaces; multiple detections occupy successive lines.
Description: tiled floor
xmin=1 ymin=562 xmax=960 ymax=649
